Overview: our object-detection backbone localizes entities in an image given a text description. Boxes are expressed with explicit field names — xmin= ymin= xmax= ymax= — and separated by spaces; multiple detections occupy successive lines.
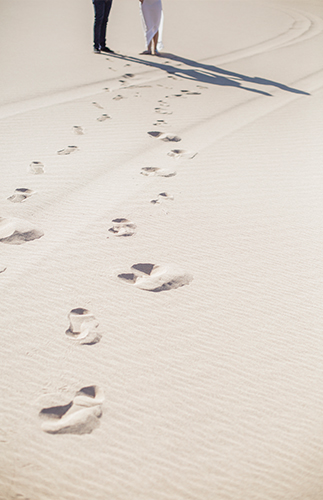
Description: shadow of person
xmin=164 ymin=53 xmax=310 ymax=96
xmin=109 ymin=52 xmax=310 ymax=97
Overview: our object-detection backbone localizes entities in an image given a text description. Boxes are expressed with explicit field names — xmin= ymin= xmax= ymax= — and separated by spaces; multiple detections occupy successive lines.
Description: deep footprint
xmin=109 ymin=218 xmax=136 ymax=237
xmin=39 ymin=401 xmax=73 ymax=420
xmin=0 ymin=217 xmax=44 ymax=245
xmin=118 ymin=263 xmax=193 ymax=292
xmin=74 ymin=385 xmax=105 ymax=406
xmin=65 ymin=308 xmax=100 ymax=344
xmin=8 ymin=188 xmax=35 ymax=203
xmin=40 ymin=385 xmax=104 ymax=435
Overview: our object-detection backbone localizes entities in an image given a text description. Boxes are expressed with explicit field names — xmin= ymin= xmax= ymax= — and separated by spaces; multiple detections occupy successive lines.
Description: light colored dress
xmin=140 ymin=0 xmax=164 ymax=51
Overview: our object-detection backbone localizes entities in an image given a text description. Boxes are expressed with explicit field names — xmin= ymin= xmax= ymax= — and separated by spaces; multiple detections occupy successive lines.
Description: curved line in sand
xmin=0 ymin=5 xmax=321 ymax=121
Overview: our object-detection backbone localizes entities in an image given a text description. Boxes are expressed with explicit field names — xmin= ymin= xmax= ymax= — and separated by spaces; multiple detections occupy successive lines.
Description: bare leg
xmin=140 ymin=31 xmax=159 ymax=55
xmin=153 ymin=31 xmax=159 ymax=54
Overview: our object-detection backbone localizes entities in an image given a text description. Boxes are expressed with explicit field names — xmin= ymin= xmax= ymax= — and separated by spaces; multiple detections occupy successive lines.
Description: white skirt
xmin=140 ymin=0 xmax=164 ymax=51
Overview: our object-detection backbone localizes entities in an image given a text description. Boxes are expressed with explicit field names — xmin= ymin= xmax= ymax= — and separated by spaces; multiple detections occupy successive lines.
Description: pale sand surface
xmin=1 ymin=0 xmax=323 ymax=499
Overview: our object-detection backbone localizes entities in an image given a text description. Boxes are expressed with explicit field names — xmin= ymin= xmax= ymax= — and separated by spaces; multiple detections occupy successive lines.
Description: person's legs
xmin=100 ymin=0 xmax=113 ymax=49
xmin=93 ymin=1 xmax=106 ymax=50
xmin=153 ymin=31 xmax=159 ymax=54
xmin=147 ymin=32 xmax=159 ymax=54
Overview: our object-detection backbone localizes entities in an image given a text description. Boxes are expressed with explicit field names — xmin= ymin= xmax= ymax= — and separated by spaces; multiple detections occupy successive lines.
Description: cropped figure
xmin=139 ymin=0 xmax=164 ymax=55
xmin=92 ymin=0 xmax=114 ymax=54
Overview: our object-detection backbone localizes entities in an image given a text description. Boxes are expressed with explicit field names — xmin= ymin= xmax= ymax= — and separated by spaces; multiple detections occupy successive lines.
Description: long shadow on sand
xmin=110 ymin=52 xmax=310 ymax=97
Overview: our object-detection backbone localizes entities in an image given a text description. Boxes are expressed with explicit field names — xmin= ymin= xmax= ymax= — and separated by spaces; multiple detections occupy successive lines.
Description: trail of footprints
xmin=2 ymin=64 xmax=203 ymax=434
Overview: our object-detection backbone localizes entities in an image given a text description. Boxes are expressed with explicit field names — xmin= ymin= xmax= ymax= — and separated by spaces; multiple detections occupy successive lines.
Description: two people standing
xmin=92 ymin=0 xmax=163 ymax=56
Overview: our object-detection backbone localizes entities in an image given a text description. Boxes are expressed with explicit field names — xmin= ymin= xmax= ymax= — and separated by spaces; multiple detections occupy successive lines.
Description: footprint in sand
xmin=150 ymin=192 xmax=174 ymax=204
xmin=122 ymin=73 xmax=135 ymax=79
xmin=113 ymin=95 xmax=124 ymax=101
xmin=8 ymin=188 xmax=36 ymax=203
xmin=197 ymin=85 xmax=208 ymax=89
xmin=0 ymin=265 xmax=6 ymax=274
xmin=29 ymin=161 xmax=45 ymax=175
xmin=57 ymin=146 xmax=78 ymax=155
xmin=167 ymin=149 xmax=197 ymax=160
xmin=148 ymin=131 xmax=181 ymax=142
xmin=73 ymin=126 xmax=84 ymax=135
xmin=118 ymin=263 xmax=193 ymax=292
xmin=97 ymin=114 xmax=111 ymax=122
xmin=0 ymin=217 xmax=44 ymax=245
xmin=92 ymin=102 xmax=104 ymax=109
xmin=109 ymin=218 xmax=136 ymax=237
xmin=153 ymin=119 xmax=167 ymax=126
xmin=39 ymin=385 xmax=104 ymax=435
xmin=65 ymin=308 xmax=101 ymax=345
xmin=140 ymin=166 xmax=176 ymax=178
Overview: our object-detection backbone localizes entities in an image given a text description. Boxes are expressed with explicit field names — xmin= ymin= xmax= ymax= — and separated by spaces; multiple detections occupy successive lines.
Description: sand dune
xmin=1 ymin=0 xmax=323 ymax=499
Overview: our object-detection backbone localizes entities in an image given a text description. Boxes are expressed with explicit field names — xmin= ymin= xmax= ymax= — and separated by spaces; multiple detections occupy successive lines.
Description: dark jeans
xmin=93 ymin=0 xmax=113 ymax=49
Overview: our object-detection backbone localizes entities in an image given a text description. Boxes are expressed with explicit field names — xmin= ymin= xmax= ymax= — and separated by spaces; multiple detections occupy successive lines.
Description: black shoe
xmin=101 ymin=46 xmax=115 ymax=54
xmin=93 ymin=47 xmax=101 ymax=54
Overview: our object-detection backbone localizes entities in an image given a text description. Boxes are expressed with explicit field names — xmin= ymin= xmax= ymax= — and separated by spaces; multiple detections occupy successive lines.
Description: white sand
xmin=1 ymin=0 xmax=323 ymax=499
